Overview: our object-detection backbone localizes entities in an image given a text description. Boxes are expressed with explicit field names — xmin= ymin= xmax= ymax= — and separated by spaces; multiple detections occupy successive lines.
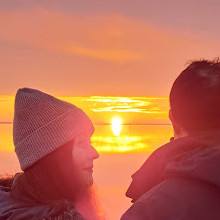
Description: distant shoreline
xmin=0 ymin=122 xmax=12 ymax=124
xmin=90 ymin=123 xmax=171 ymax=125
xmin=0 ymin=122 xmax=171 ymax=125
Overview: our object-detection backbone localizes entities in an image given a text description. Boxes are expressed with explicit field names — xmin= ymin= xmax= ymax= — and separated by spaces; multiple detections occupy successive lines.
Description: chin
xmin=82 ymin=175 xmax=94 ymax=188
xmin=86 ymin=178 xmax=93 ymax=187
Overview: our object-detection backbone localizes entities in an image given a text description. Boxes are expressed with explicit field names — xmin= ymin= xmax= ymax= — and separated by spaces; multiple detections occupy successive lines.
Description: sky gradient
xmin=1 ymin=0 xmax=220 ymax=96
xmin=1 ymin=3 xmax=218 ymax=218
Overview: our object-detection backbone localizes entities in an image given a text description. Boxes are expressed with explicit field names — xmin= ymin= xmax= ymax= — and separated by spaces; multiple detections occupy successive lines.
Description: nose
xmin=90 ymin=145 xmax=99 ymax=160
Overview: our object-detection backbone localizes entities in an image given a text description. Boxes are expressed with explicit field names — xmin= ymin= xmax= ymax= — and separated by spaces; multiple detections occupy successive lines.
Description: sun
xmin=112 ymin=117 xmax=122 ymax=136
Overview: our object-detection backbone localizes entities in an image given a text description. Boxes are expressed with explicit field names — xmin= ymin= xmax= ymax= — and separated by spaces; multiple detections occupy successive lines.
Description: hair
xmin=0 ymin=175 xmax=14 ymax=190
xmin=11 ymin=140 xmax=83 ymax=202
xmin=11 ymin=140 xmax=103 ymax=219
xmin=10 ymin=140 xmax=102 ymax=219
xmin=170 ymin=58 xmax=220 ymax=133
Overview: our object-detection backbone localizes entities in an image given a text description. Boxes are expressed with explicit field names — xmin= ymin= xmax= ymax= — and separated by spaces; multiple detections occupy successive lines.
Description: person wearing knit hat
xmin=0 ymin=88 xmax=102 ymax=220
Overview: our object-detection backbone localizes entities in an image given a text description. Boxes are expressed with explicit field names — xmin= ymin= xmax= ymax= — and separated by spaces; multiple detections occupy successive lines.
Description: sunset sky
xmin=0 ymin=96 xmax=169 ymax=124
xmin=2 ymin=3 xmax=218 ymax=218
xmin=1 ymin=0 xmax=220 ymax=98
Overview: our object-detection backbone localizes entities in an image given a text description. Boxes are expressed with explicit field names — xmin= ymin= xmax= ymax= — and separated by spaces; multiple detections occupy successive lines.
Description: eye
xmin=77 ymin=138 xmax=91 ymax=146
xmin=78 ymin=140 xmax=86 ymax=144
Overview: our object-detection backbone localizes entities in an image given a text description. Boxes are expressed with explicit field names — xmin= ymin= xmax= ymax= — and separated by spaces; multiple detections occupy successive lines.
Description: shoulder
xmin=0 ymin=176 xmax=14 ymax=190
xmin=45 ymin=200 xmax=85 ymax=220
xmin=0 ymin=195 xmax=85 ymax=220
xmin=121 ymin=177 xmax=220 ymax=220
xmin=121 ymin=179 xmax=178 ymax=220
xmin=0 ymin=176 xmax=85 ymax=219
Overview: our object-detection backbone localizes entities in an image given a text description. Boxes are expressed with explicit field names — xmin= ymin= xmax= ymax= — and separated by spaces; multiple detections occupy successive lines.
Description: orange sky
xmin=0 ymin=95 xmax=172 ymax=154
xmin=2 ymin=3 xmax=219 ymax=218
xmin=1 ymin=1 xmax=220 ymax=96
xmin=0 ymin=95 xmax=169 ymax=124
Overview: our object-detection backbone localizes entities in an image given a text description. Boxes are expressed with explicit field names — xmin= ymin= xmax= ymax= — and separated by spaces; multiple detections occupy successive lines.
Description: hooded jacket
xmin=0 ymin=176 xmax=84 ymax=220
xmin=121 ymin=130 xmax=220 ymax=220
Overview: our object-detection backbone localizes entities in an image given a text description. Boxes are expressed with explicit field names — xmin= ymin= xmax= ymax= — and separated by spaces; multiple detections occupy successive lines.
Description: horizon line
xmin=0 ymin=121 xmax=171 ymax=126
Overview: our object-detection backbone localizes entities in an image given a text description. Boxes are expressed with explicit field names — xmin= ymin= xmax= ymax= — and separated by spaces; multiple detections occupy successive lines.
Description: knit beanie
xmin=13 ymin=88 xmax=94 ymax=171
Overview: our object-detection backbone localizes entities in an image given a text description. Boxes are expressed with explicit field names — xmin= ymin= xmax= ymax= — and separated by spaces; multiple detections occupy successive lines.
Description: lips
xmin=83 ymin=166 xmax=93 ymax=173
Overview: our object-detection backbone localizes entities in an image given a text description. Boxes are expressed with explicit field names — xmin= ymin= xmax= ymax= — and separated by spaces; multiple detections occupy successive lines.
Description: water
xmin=0 ymin=123 xmax=173 ymax=220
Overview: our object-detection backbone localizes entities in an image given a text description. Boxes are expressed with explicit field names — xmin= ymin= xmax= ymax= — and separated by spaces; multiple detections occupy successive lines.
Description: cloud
xmin=1 ymin=6 xmax=219 ymax=96
xmin=86 ymin=96 xmax=168 ymax=114
xmin=0 ymin=8 xmax=142 ymax=63
xmin=0 ymin=7 xmax=213 ymax=64
xmin=69 ymin=45 xmax=140 ymax=62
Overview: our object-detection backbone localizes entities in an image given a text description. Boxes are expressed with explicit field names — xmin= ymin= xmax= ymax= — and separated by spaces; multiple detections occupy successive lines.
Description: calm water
xmin=0 ymin=124 xmax=173 ymax=152
xmin=0 ymin=124 xmax=173 ymax=220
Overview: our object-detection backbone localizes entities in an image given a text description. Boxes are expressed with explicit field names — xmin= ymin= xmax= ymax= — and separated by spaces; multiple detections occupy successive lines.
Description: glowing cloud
xmin=88 ymin=96 xmax=168 ymax=114
xmin=69 ymin=45 xmax=140 ymax=62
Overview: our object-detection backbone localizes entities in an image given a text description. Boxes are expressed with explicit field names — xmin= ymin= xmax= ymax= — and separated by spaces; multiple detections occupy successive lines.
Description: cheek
xmin=72 ymin=145 xmax=87 ymax=168
xmin=72 ymin=146 xmax=93 ymax=187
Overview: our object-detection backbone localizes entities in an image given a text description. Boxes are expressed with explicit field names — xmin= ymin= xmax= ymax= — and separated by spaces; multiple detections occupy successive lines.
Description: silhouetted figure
xmin=0 ymin=88 xmax=101 ymax=220
xmin=121 ymin=59 xmax=220 ymax=220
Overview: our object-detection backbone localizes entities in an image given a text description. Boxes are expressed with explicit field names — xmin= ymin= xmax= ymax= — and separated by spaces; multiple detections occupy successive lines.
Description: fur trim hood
xmin=0 ymin=177 xmax=85 ymax=220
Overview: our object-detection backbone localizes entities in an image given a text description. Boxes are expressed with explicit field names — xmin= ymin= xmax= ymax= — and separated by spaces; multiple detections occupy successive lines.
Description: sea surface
xmin=0 ymin=124 xmax=173 ymax=220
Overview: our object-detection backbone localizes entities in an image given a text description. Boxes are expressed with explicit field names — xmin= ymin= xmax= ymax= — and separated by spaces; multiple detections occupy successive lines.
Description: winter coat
xmin=121 ymin=130 xmax=220 ymax=220
xmin=0 ymin=177 xmax=85 ymax=220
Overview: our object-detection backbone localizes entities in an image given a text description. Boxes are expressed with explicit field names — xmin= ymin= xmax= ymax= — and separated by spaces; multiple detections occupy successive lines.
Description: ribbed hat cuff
xmin=15 ymin=109 xmax=94 ymax=170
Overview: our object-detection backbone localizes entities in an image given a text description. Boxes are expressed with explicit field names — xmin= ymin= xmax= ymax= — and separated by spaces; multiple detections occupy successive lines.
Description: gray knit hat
xmin=13 ymin=88 xmax=94 ymax=171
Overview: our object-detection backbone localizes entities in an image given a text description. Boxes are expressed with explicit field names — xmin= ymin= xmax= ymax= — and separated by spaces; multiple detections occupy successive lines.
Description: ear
xmin=169 ymin=109 xmax=179 ymax=129
xmin=169 ymin=109 xmax=173 ymax=123
xmin=169 ymin=109 xmax=176 ymax=139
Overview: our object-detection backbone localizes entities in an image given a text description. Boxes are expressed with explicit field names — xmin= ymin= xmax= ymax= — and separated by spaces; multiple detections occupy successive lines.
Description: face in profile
xmin=72 ymin=134 xmax=99 ymax=187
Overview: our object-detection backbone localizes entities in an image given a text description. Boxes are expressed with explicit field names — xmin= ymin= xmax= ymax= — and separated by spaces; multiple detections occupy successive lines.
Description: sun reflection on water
xmin=92 ymin=135 xmax=147 ymax=153
xmin=112 ymin=117 xmax=122 ymax=136
xmin=91 ymin=124 xmax=173 ymax=153
xmin=0 ymin=124 xmax=173 ymax=153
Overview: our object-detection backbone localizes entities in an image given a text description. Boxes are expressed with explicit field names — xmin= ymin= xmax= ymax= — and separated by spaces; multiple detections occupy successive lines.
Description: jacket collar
xmin=126 ymin=129 xmax=220 ymax=202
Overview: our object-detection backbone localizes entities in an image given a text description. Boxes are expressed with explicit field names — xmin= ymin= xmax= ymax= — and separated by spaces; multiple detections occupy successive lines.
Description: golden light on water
xmin=91 ymin=124 xmax=173 ymax=153
xmin=0 ymin=123 xmax=173 ymax=153
xmin=92 ymin=135 xmax=147 ymax=153
xmin=112 ymin=117 xmax=122 ymax=136
xmin=0 ymin=96 xmax=171 ymax=153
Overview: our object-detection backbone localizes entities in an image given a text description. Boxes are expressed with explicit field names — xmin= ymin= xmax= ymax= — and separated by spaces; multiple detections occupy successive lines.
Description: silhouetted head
xmin=169 ymin=59 xmax=220 ymax=138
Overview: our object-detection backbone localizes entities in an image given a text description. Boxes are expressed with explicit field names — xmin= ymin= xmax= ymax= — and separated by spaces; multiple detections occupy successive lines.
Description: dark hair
xmin=11 ymin=140 xmax=102 ymax=219
xmin=170 ymin=58 xmax=220 ymax=132
xmin=11 ymin=140 xmax=84 ymax=203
